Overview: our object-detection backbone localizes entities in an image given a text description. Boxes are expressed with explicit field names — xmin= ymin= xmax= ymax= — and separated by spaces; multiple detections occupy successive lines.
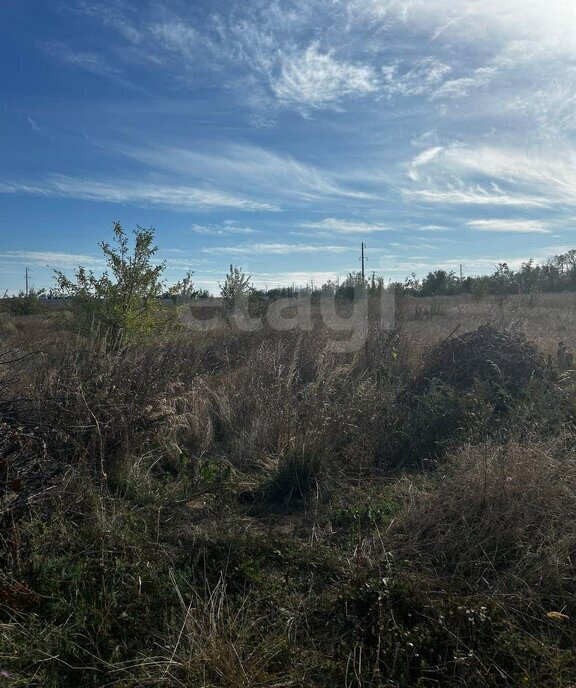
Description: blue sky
xmin=2 ymin=0 xmax=576 ymax=294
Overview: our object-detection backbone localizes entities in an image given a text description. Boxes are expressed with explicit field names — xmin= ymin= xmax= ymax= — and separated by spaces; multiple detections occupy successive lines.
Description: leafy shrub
xmin=55 ymin=222 xmax=171 ymax=340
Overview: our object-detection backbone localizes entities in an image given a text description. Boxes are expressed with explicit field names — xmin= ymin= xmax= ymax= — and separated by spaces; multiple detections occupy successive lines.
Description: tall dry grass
xmin=1 ymin=294 xmax=576 ymax=687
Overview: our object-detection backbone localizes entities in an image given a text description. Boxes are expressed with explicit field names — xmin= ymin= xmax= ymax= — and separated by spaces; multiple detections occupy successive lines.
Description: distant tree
xmin=420 ymin=270 xmax=457 ymax=297
xmin=55 ymin=222 xmax=167 ymax=339
xmin=492 ymin=262 xmax=513 ymax=303
xmin=336 ymin=271 xmax=368 ymax=300
xmin=517 ymin=259 xmax=540 ymax=294
xmin=219 ymin=265 xmax=252 ymax=306
xmin=6 ymin=288 xmax=46 ymax=316
xmin=167 ymin=270 xmax=195 ymax=300
xmin=470 ymin=276 xmax=488 ymax=301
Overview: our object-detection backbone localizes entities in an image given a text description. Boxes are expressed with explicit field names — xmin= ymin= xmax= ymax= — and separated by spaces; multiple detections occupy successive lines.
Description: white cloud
xmin=358 ymin=0 xmax=576 ymax=56
xmin=27 ymin=117 xmax=41 ymax=133
xmin=203 ymin=242 xmax=352 ymax=255
xmin=382 ymin=58 xmax=451 ymax=97
xmin=467 ymin=219 xmax=551 ymax=234
xmin=0 ymin=182 xmax=52 ymax=197
xmin=406 ymin=144 xmax=576 ymax=208
xmin=432 ymin=67 xmax=497 ymax=100
xmin=0 ymin=177 xmax=277 ymax=211
xmin=409 ymin=146 xmax=444 ymax=181
xmin=150 ymin=22 xmax=202 ymax=57
xmin=191 ymin=223 xmax=257 ymax=235
xmin=249 ymin=270 xmax=340 ymax=287
xmin=272 ymin=43 xmax=377 ymax=109
xmin=405 ymin=187 xmax=549 ymax=208
xmin=42 ymin=42 xmax=121 ymax=78
xmin=303 ymin=218 xmax=391 ymax=234
xmin=0 ymin=250 xmax=105 ymax=268
xmin=412 ymin=146 xmax=444 ymax=167
xmin=118 ymin=143 xmax=377 ymax=202
xmin=73 ymin=1 xmax=144 ymax=44
xmin=67 ymin=0 xmax=576 ymax=127
xmin=390 ymin=241 xmax=436 ymax=250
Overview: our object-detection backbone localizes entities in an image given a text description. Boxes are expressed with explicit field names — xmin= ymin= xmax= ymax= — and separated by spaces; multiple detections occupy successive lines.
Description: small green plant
xmin=55 ymin=222 xmax=168 ymax=339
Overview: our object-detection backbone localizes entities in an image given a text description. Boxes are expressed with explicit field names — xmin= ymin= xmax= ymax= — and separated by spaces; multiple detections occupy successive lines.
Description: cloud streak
xmin=0 ymin=177 xmax=277 ymax=211
xmin=191 ymin=222 xmax=257 ymax=235
xmin=117 ymin=142 xmax=378 ymax=204
xmin=0 ymin=250 xmax=105 ymax=268
xmin=203 ymin=242 xmax=352 ymax=255
xmin=468 ymin=219 xmax=552 ymax=234
xmin=303 ymin=218 xmax=391 ymax=234
xmin=42 ymin=41 xmax=121 ymax=78
xmin=405 ymin=187 xmax=550 ymax=208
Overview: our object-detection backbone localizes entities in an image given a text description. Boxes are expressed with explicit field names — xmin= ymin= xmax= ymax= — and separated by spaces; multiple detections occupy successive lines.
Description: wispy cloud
xmin=71 ymin=1 xmax=145 ymax=44
xmin=149 ymin=22 xmax=202 ymax=58
xmin=405 ymin=187 xmax=550 ymax=208
xmin=203 ymin=242 xmax=352 ymax=255
xmin=0 ymin=177 xmax=277 ymax=211
xmin=303 ymin=218 xmax=391 ymax=234
xmin=0 ymin=250 xmax=105 ymax=268
xmin=416 ymin=225 xmax=452 ymax=232
xmin=60 ymin=0 xmax=576 ymax=129
xmin=27 ymin=117 xmax=41 ymax=133
xmin=272 ymin=43 xmax=377 ymax=109
xmin=358 ymin=0 xmax=576 ymax=55
xmin=408 ymin=146 xmax=444 ymax=181
xmin=118 ymin=142 xmax=378 ymax=203
xmin=432 ymin=66 xmax=497 ymax=100
xmin=42 ymin=41 xmax=121 ymax=78
xmin=191 ymin=222 xmax=257 ymax=235
xmin=405 ymin=144 xmax=576 ymax=208
xmin=382 ymin=58 xmax=451 ymax=98
xmin=467 ymin=219 xmax=552 ymax=234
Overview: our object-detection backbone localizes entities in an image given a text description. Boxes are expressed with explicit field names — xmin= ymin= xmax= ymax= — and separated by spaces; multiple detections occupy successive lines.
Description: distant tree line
xmin=392 ymin=250 xmax=576 ymax=298
xmin=297 ymin=250 xmax=576 ymax=300
xmin=5 ymin=225 xmax=576 ymax=329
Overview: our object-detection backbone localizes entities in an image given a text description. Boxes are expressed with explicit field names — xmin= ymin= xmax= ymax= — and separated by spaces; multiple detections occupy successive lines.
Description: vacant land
xmin=2 ymin=292 xmax=576 ymax=687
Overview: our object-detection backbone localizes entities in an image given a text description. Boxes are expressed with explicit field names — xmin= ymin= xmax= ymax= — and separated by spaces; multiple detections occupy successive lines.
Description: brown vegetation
xmin=1 ymin=293 xmax=576 ymax=686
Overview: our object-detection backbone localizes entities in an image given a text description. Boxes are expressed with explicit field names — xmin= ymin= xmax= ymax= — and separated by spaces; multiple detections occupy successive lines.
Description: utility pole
xmin=459 ymin=264 xmax=463 ymax=281
xmin=361 ymin=242 xmax=366 ymax=281
xmin=25 ymin=267 xmax=29 ymax=297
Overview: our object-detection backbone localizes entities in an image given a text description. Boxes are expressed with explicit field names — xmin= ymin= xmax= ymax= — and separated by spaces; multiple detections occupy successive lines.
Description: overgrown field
xmin=2 ymin=293 xmax=576 ymax=687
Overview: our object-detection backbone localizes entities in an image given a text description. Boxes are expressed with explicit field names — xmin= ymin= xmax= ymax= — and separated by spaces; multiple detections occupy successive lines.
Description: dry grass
xmin=390 ymin=441 xmax=576 ymax=594
xmin=1 ymin=293 xmax=576 ymax=686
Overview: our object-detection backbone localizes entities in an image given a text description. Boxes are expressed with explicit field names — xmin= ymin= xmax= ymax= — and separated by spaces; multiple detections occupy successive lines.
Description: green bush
xmin=55 ymin=222 xmax=171 ymax=340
